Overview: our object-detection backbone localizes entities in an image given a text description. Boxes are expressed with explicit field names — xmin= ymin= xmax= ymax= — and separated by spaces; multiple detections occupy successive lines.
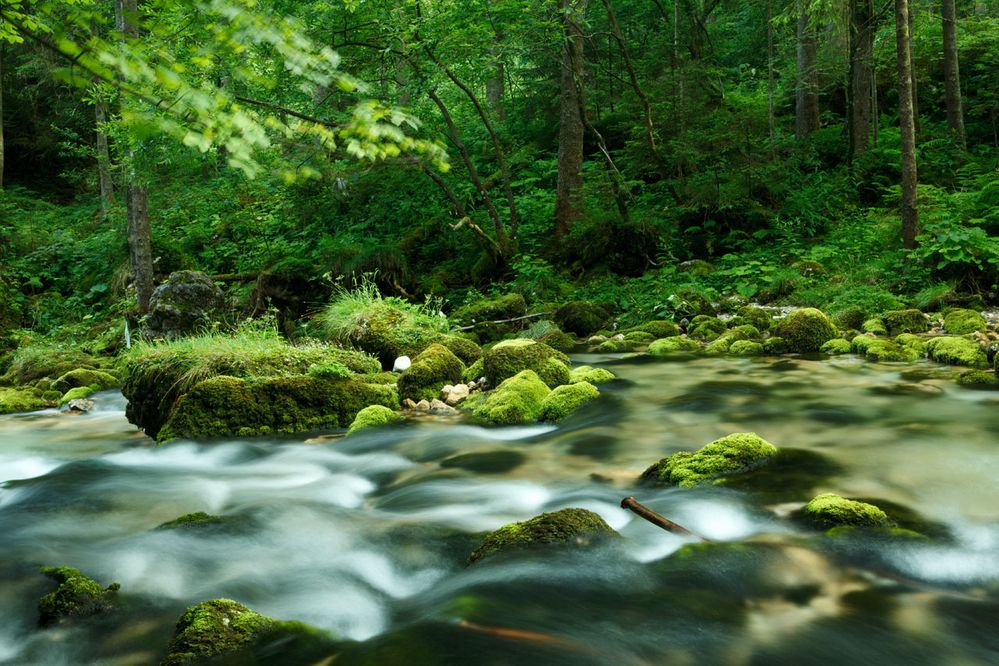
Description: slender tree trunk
xmin=95 ymin=100 xmax=115 ymax=211
xmin=767 ymin=0 xmax=776 ymax=157
xmin=554 ymin=0 xmax=587 ymax=241
xmin=941 ymin=0 xmax=966 ymax=147
xmin=895 ymin=0 xmax=919 ymax=249
xmin=908 ymin=5 xmax=920 ymax=135
xmin=486 ymin=60 xmax=505 ymax=120
xmin=0 ymin=45 xmax=5 ymax=189
xmin=795 ymin=2 xmax=820 ymax=139
xmin=849 ymin=0 xmax=875 ymax=159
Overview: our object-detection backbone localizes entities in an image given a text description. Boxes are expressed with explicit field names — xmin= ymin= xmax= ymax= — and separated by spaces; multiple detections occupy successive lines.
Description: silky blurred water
xmin=1 ymin=354 xmax=998 ymax=665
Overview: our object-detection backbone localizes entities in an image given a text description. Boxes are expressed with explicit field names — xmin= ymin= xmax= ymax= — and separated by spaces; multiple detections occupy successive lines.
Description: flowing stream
xmin=1 ymin=354 xmax=998 ymax=664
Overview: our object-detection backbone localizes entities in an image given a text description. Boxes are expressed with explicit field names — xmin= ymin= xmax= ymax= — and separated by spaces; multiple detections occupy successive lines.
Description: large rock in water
xmin=143 ymin=271 xmax=224 ymax=340
xmin=642 ymin=432 xmax=778 ymax=487
xmin=482 ymin=339 xmax=570 ymax=388
xmin=467 ymin=508 xmax=617 ymax=565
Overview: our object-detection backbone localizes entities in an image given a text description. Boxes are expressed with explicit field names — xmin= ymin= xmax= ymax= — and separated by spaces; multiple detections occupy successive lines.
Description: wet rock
xmin=441 ymin=383 xmax=469 ymax=405
xmin=397 ymin=343 xmax=464 ymax=402
xmin=482 ymin=339 xmax=570 ymax=388
xmin=155 ymin=512 xmax=228 ymax=531
xmin=467 ymin=508 xmax=617 ymax=565
xmin=401 ymin=398 xmax=418 ymax=410
xmin=774 ymin=308 xmax=838 ymax=353
xmin=569 ymin=365 xmax=615 ymax=384
xmin=65 ymin=398 xmax=96 ymax=413
xmin=37 ymin=566 xmax=119 ymax=627
xmin=467 ymin=369 xmax=550 ymax=425
xmin=799 ymin=493 xmax=890 ymax=529
xmin=414 ymin=399 xmax=432 ymax=412
xmin=642 ymin=432 xmax=778 ymax=488
xmin=440 ymin=450 xmax=526 ymax=474
xmin=429 ymin=399 xmax=460 ymax=416
xmin=143 ymin=271 xmax=225 ymax=340
xmin=943 ymin=308 xmax=986 ymax=335
xmin=648 ymin=336 xmax=700 ymax=356
xmin=347 ymin=405 xmax=403 ymax=434
xmin=538 ymin=381 xmax=599 ymax=422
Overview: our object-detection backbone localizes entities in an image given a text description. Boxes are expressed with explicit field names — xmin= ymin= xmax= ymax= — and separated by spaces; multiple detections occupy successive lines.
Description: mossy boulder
xmin=161 ymin=598 xmax=339 ymax=666
xmin=451 ymin=293 xmax=527 ymax=326
xmin=731 ymin=306 xmax=774 ymax=332
xmin=569 ymin=365 xmax=615 ymax=384
xmin=831 ymin=306 xmax=867 ymax=331
xmin=518 ymin=320 xmax=577 ymax=353
xmin=59 ymin=385 xmax=99 ymax=406
xmin=142 ymin=271 xmax=225 ymax=340
xmin=53 ymin=368 xmax=120 ymax=392
xmin=157 ymin=375 xmax=399 ymax=442
xmin=156 ymin=512 xmax=229 ymax=531
xmin=800 ymin=493 xmax=890 ymax=529
xmin=397 ymin=343 xmax=464 ymax=402
xmin=668 ymin=288 xmax=716 ymax=318
xmin=926 ymin=336 xmax=989 ymax=368
xmin=894 ymin=333 xmax=928 ymax=355
xmin=729 ymin=340 xmax=764 ymax=356
xmin=467 ymin=369 xmax=551 ymax=425
xmin=482 ymin=339 xmax=570 ymax=388
xmin=632 ymin=320 xmax=681 ymax=338
xmin=622 ymin=330 xmax=656 ymax=344
xmin=0 ymin=344 xmax=100 ymax=386
xmin=648 ymin=336 xmax=700 ymax=356
xmin=0 ymin=386 xmax=50 ymax=414
xmin=882 ymin=309 xmax=928 ymax=335
xmin=432 ymin=335 xmax=483 ymax=365
xmin=728 ymin=324 xmax=762 ymax=340
xmin=774 ymin=308 xmax=837 ymax=352
xmin=538 ymin=382 xmax=599 ymax=422
xmin=957 ymin=370 xmax=999 ymax=388
xmin=553 ymin=301 xmax=611 ymax=337
xmin=641 ymin=432 xmax=778 ymax=488
xmin=462 ymin=358 xmax=485 ymax=384
xmin=347 ymin=405 xmax=403 ymax=434
xmin=860 ymin=339 xmax=920 ymax=362
xmin=820 ymin=338 xmax=852 ymax=355
xmin=689 ymin=316 xmax=727 ymax=341
xmin=761 ymin=337 xmax=787 ymax=354
xmin=943 ymin=308 xmax=986 ymax=335
xmin=467 ymin=508 xmax=617 ymax=565
xmin=861 ymin=318 xmax=888 ymax=336
xmin=38 ymin=566 xmax=118 ymax=627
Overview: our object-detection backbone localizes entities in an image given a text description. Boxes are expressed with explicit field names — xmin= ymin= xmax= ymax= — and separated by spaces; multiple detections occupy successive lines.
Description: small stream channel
xmin=1 ymin=353 xmax=998 ymax=664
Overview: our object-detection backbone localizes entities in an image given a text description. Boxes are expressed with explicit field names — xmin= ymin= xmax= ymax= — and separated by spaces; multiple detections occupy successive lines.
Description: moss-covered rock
xmin=38 ymin=566 xmax=118 ymax=627
xmin=53 ymin=368 xmax=120 ymax=392
xmin=632 ymin=320 xmax=681 ymax=338
xmin=689 ymin=316 xmax=727 ymax=341
xmin=432 ymin=335 xmax=483 ymax=366
xmin=861 ymin=318 xmax=888 ymax=336
xmin=668 ymin=288 xmax=716 ymax=318
xmin=553 ymin=301 xmax=611 ymax=337
xmin=648 ymin=336 xmax=700 ymax=356
xmin=569 ymin=365 xmax=615 ymax=384
xmin=156 ymin=512 xmax=229 ymax=531
xmin=160 ymin=598 xmax=339 ymax=666
xmin=467 ymin=508 xmax=616 ymax=565
xmin=451 ymin=293 xmax=527 ymax=326
xmin=482 ymin=339 xmax=570 ymax=388
xmin=926 ymin=336 xmax=989 ymax=368
xmin=943 ymin=308 xmax=986 ymax=335
xmin=729 ymin=340 xmax=764 ymax=356
xmin=0 ymin=343 xmax=100 ymax=386
xmin=642 ymin=433 xmax=778 ymax=488
xmin=467 ymin=369 xmax=551 ymax=425
xmin=774 ymin=308 xmax=837 ymax=352
xmin=731 ymin=306 xmax=774 ymax=332
xmin=761 ymin=337 xmax=787 ymax=354
xmin=801 ymin=493 xmax=890 ymax=529
xmin=820 ymin=338 xmax=852 ymax=355
xmin=0 ymin=386 xmax=50 ymax=414
xmin=831 ymin=306 xmax=867 ymax=331
xmin=59 ymin=385 xmax=99 ymax=406
xmin=957 ymin=370 xmax=999 ymax=388
xmin=142 ymin=271 xmax=225 ymax=340
xmin=622 ymin=330 xmax=656 ymax=344
xmin=883 ymin=309 xmax=928 ymax=335
xmin=704 ymin=337 xmax=734 ymax=355
xmin=347 ymin=405 xmax=403 ymax=434
xmin=518 ymin=320 xmax=577 ymax=353
xmin=894 ymin=333 xmax=927 ymax=355
xmin=397 ymin=343 xmax=464 ymax=402
xmin=462 ymin=358 xmax=485 ymax=384
xmin=850 ymin=335 xmax=876 ymax=355
xmin=728 ymin=324 xmax=762 ymax=340
xmin=538 ymin=382 xmax=599 ymax=422
xmin=157 ymin=375 xmax=398 ymax=442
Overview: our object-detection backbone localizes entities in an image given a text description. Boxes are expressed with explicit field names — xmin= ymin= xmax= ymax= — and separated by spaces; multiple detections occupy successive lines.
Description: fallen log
xmin=455 ymin=311 xmax=552 ymax=332
xmin=621 ymin=496 xmax=707 ymax=541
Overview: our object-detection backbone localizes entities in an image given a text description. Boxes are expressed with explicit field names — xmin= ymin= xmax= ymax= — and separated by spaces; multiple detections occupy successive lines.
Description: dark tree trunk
xmin=554 ymin=0 xmax=587 ymax=241
xmin=95 ymin=101 xmax=115 ymax=211
xmin=795 ymin=2 xmax=820 ymax=139
xmin=849 ymin=0 xmax=876 ymax=159
xmin=767 ymin=0 xmax=776 ymax=156
xmin=908 ymin=5 xmax=920 ymax=135
xmin=941 ymin=0 xmax=966 ymax=147
xmin=0 ymin=45 xmax=4 ymax=189
xmin=486 ymin=60 xmax=505 ymax=120
xmin=895 ymin=0 xmax=919 ymax=249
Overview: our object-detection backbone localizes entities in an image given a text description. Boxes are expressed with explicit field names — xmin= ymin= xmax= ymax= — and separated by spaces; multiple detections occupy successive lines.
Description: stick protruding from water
xmin=620 ymin=496 xmax=706 ymax=541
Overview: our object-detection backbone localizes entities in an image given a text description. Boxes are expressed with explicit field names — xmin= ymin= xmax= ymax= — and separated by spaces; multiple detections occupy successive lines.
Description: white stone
xmin=392 ymin=355 xmax=412 ymax=372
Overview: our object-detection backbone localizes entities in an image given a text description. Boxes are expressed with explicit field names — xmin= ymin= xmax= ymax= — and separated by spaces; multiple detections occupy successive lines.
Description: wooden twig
xmin=455 ymin=312 xmax=553 ymax=332
xmin=621 ymin=496 xmax=707 ymax=540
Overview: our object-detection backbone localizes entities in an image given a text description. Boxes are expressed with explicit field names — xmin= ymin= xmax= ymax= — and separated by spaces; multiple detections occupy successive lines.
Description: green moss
xmin=761 ymin=337 xmax=787 ymax=354
xmin=883 ymin=309 xmax=928 ymax=335
xmin=820 ymin=338 xmax=852 ymax=355
xmin=801 ymin=493 xmax=890 ymax=529
xmin=642 ymin=432 xmax=778 ymax=487
xmin=538 ymin=382 xmax=600 ymax=422
xmin=553 ymin=301 xmax=610 ymax=336
xmin=774 ymin=308 xmax=837 ymax=352
xmin=678 ymin=259 xmax=716 ymax=275
xmin=926 ymin=336 xmax=989 ymax=368
xmin=467 ymin=508 xmax=617 ymax=565
xmin=156 ymin=512 xmax=228 ymax=531
xmin=729 ymin=340 xmax=764 ymax=356
xmin=894 ymin=333 xmax=927 ymax=355
xmin=451 ymin=293 xmax=527 ymax=326
xmin=669 ymin=288 xmax=716 ymax=318
xmin=861 ymin=339 xmax=919 ymax=362
xmin=0 ymin=386 xmax=50 ymax=414
xmin=158 ymin=375 xmax=399 ymax=442
xmin=850 ymin=335 xmax=876 ymax=354
xmin=469 ymin=369 xmax=551 ymax=425
xmin=462 ymin=358 xmax=485 ymax=384
xmin=648 ymin=336 xmax=700 ymax=356
xmin=433 ymin=335 xmax=483 ymax=365
xmin=569 ymin=365 xmax=615 ymax=384
xmin=704 ymin=337 xmax=734 ymax=355
xmin=825 ymin=526 xmax=928 ymax=541
xmin=731 ymin=306 xmax=773 ymax=331
xmin=397 ymin=343 xmax=464 ymax=402
xmin=596 ymin=339 xmax=631 ymax=353
xmin=307 ymin=360 xmax=354 ymax=379
xmin=831 ymin=306 xmax=867 ymax=331
xmin=623 ymin=330 xmax=656 ymax=344
xmin=482 ymin=339 xmax=570 ymax=388
xmin=689 ymin=316 xmax=727 ymax=341
xmin=37 ymin=566 xmax=118 ymax=627
xmin=633 ymin=320 xmax=681 ymax=338
xmin=943 ymin=308 xmax=986 ymax=334
xmin=519 ymin=321 xmax=576 ymax=353
xmin=347 ymin=405 xmax=403 ymax=434
xmin=957 ymin=370 xmax=999 ymax=388
xmin=59 ymin=385 xmax=98 ymax=406
xmin=728 ymin=324 xmax=762 ymax=339
xmin=861 ymin=318 xmax=888 ymax=336
xmin=54 ymin=368 xmax=120 ymax=392
xmin=0 ymin=343 xmax=100 ymax=385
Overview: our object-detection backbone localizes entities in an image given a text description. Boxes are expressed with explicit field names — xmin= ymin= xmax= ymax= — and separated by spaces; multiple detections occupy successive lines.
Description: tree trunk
xmin=895 ymin=0 xmax=919 ymax=249
xmin=908 ymin=5 xmax=920 ymax=135
xmin=849 ymin=0 xmax=876 ymax=159
xmin=486 ymin=60 xmax=505 ymax=120
xmin=95 ymin=100 xmax=115 ymax=211
xmin=0 ymin=45 xmax=5 ymax=189
xmin=554 ymin=0 xmax=587 ymax=241
xmin=941 ymin=0 xmax=966 ymax=147
xmin=767 ymin=0 xmax=776 ymax=157
xmin=795 ymin=2 xmax=820 ymax=139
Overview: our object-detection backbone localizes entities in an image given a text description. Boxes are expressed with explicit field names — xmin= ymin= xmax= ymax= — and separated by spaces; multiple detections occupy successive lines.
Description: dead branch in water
xmin=621 ymin=496 xmax=707 ymax=541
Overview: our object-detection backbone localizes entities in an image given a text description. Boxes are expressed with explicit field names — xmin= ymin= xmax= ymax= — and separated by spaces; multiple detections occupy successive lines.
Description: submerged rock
xmin=774 ymin=308 xmax=837 ymax=353
xmin=800 ymin=493 xmax=890 ymax=529
xmin=37 ymin=566 xmax=119 ymax=627
xmin=467 ymin=369 xmax=550 ymax=426
xmin=538 ymin=382 xmax=600 ymax=422
xmin=155 ymin=512 xmax=231 ymax=531
xmin=642 ymin=432 xmax=778 ymax=488
xmin=957 ymin=370 xmax=999 ymax=388
xmin=482 ymin=339 xmax=570 ymax=388
xmin=467 ymin=508 xmax=617 ymax=565
xmin=65 ymin=398 xmax=96 ymax=413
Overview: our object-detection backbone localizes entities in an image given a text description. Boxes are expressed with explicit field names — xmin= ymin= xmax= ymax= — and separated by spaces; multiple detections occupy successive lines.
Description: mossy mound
xmin=38 ymin=566 xmax=118 ymax=627
xmin=731 ymin=306 xmax=774 ymax=332
xmin=622 ymin=330 xmax=656 ymax=344
xmin=553 ymin=301 xmax=611 ymax=337
xmin=161 ymin=598 xmax=340 ymax=666
xmin=689 ymin=316 xmax=727 ymax=341
xmin=957 ymin=370 xmax=999 ymax=388
xmin=518 ymin=320 xmax=576 ymax=354
xmin=861 ymin=318 xmax=888 ymax=336
xmin=926 ymin=336 xmax=989 ymax=368
xmin=347 ymin=405 xmax=403 ymax=434
xmin=482 ymin=339 xmax=570 ymax=388
xmin=0 ymin=386 xmax=50 ymax=414
xmin=631 ymin=320 xmax=681 ymax=338
xmin=156 ymin=512 xmax=229 ymax=531
xmin=862 ymin=340 xmax=920 ymax=363
xmin=451 ymin=293 xmax=527 ymax=326
xmin=831 ymin=306 xmax=867 ymax=331
xmin=820 ymin=338 xmax=852 ymax=355
xmin=569 ymin=365 xmax=615 ymax=384
xmin=774 ymin=308 xmax=837 ymax=353
xmin=59 ymin=385 xmax=99 ymax=406
xmin=642 ymin=432 xmax=778 ymax=488
xmin=0 ymin=343 xmax=101 ymax=386
xmin=467 ymin=369 xmax=551 ymax=425
xmin=538 ymin=382 xmax=599 ymax=422
xmin=668 ymin=288 xmax=716 ymax=318
xmin=433 ymin=335 xmax=483 ymax=366
xmin=157 ymin=375 xmax=398 ymax=442
xmin=943 ymin=308 xmax=986 ymax=335
xmin=467 ymin=508 xmax=616 ymax=565
xmin=648 ymin=336 xmax=700 ymax=356
xmin=894 ymin=333 xmax=928 ymax=355
xmin=729 ymin=340 xmax=764 ymax=356
xmin=761 ymin=337 xmax=787 ymax=354
xmin=800 ymin=493 xmax=890 ymax=529
xmin=53 ymin=368 xmax=120 ymax=392
xmin=728 ymin=324 xmax=762 ymax=339
xmin=882 ymin=309 xmax=928 ymax=335
xmin=397 ymin=343 xmax=464 ymax=402
xmin=462 ymin=358 xmax=485 ymax=384
xmin=595 ymin=339 xmax=630 ymax=353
